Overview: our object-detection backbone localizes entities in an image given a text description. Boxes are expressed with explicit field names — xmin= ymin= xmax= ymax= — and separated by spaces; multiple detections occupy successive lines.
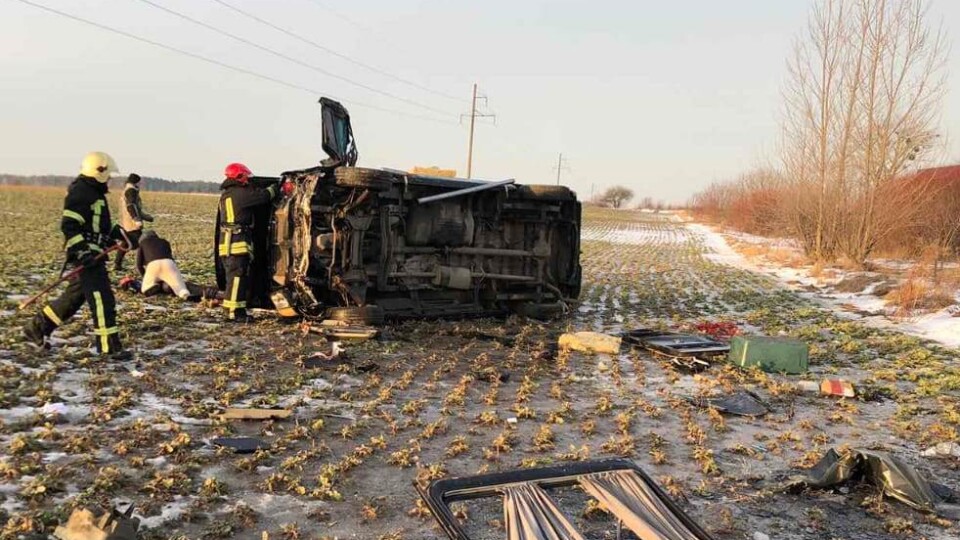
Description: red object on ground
xmin=694 ymin=321 xmax=740 ymax=341
xmin=821 ymin=379 xmax=855 ymax=397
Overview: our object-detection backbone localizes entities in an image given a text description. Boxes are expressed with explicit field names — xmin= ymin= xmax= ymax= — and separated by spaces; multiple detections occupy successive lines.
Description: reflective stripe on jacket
xmin=61 ymin=175 xmax=112 ymax=258
xmin=217 ymin=179 xmax=277 ymax=258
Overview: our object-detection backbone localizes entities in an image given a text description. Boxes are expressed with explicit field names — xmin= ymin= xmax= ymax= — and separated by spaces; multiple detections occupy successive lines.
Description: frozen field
xmin=0 ymin=193 xmax=958 ymax=539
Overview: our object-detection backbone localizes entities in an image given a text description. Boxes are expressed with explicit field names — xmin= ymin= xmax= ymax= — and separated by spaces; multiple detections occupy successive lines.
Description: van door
xmin=320 ymin=97 xmax=358 ymax=167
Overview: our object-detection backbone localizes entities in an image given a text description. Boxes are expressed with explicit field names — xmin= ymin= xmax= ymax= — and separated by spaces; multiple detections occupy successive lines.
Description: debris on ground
xmin=623 ymin=328 xmax=730 ymax=358
xmin=418 ymin=459 xmax=713 ymax=540
xmin=301 ymin=320 xmax=379 ymax=340
xmin=922 ymin=442 xmax=960 ymax=459
xmin=54 ymin=505 xmax=139 ymax=540
xmin=304 ymin=342 xmax=344 ymax=366
xmin=220 ymin=408 xmax=292 ymax=421
xmin=691 ymin=390 xmax=770 ymax=417
xmin=210 ymin=437 xmax=270 ymax=454
xmin=558 ymin=331 xmax=622 ymax=355
xmin=782 ymin=447 xmax=960 ymax=518
xmin=798 ymin=379 xmax=855 ymax=397
xmin=40 ymin=401 xmax=69 ymax=417
xmin=729 ymin=335 xmax=809 ymax=374
xmin=692 ymin=320 xmax=740 ymax=341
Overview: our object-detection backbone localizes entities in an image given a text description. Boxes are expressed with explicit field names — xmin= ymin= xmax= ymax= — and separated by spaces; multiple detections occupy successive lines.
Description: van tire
xmin=334 ymin=168 xmax=393 ymax=191
xmin=515 ymin=185 xmax=575 ymax=201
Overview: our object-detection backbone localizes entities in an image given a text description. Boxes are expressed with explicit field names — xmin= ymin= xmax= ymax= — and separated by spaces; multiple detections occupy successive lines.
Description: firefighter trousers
xmin=222 ymin=254 xmax=250 ymax=319
xmin=113 ymin=228 xmax=141 ymax=271
xmin=37 ymin=262 xmax=121 ymax=353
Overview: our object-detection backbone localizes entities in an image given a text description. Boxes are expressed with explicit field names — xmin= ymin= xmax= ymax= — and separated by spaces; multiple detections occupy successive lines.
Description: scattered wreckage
xmin=216 ymin=98 xmax=582 ymax=323
xmin=418 ymin=459 xmax=714 ymax=540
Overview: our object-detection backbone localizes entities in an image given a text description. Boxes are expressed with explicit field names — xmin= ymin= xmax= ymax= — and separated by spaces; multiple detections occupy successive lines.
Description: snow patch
xmin=690 ymin=222 xmax=960 ymax=350
xmin=135 ymin=496 xmax=192 ymax=529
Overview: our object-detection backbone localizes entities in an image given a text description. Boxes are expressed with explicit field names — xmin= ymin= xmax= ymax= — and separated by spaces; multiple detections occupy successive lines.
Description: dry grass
xmin=730 ymin=241 xmax=807 ymax=268
xmin=885 ymin=279 xmax=956 ymax=315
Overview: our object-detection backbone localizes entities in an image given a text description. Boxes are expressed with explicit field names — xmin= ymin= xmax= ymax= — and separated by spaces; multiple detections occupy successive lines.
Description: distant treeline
xmin=0 ymin=174 xmax=220 ymax=193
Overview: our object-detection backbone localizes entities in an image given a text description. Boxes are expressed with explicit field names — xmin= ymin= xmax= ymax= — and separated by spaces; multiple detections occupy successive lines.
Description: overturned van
xmin=216 ymin=98 xmax=582 ymax=323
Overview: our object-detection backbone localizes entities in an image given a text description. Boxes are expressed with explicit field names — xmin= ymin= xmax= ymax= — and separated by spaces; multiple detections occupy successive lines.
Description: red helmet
xmin=224 ymin=162 xmax=252 ymax=183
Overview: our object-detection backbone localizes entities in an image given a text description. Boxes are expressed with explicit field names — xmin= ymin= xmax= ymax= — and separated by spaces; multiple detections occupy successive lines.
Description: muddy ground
xmin=1 ymin=192 xmax=959 ymax=539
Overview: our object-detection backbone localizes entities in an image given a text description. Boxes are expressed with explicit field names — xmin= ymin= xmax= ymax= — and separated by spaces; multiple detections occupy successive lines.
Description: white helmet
xmin=80 ymin=152 xmax=119 ymax=183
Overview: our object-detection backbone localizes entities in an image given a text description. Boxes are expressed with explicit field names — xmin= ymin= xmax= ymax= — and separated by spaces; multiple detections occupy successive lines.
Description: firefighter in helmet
xmin=217 ymin=163 xmax=290 ymax=321
xmin=23 ymin=152 xmax=133 ymax=357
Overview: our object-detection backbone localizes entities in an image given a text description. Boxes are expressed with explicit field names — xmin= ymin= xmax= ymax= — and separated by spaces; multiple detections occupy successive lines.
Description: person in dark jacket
xmin=118 ymin=230 xmax=217 ymax=301
xmin=115 ymin=173 xmax=153 ymax=272
xmin=136 ymin=230 xmax=188 ymax=299
xmin=217 ymin=163 xmax=286 ymax=321
xmin=23 ymin=152 xmax=132 ymax=357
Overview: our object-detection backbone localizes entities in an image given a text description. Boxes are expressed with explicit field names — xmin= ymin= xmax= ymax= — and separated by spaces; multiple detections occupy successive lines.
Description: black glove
xmin=78 ymin=251 xmax=100 ymax=269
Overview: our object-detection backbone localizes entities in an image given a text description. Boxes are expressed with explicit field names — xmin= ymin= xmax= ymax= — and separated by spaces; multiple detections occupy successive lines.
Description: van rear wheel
xmin=333 ymin=168 xmax=393 ymax=191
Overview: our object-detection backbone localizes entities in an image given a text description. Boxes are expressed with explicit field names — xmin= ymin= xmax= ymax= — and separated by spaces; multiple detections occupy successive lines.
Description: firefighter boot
xmin=225 ymin=309 xmax=254 ymax=324
xmin=98 ymin=334 xmax=132 ymax=361
xmin=22 ymin=315 xmax=51 ymax=350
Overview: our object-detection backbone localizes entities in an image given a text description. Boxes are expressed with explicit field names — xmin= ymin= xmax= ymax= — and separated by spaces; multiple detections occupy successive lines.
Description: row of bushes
xmin=691 ymin=165 xmax=960 ymax=263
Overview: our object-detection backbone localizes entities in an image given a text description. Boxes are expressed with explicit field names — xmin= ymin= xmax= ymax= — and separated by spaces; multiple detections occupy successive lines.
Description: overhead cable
xmin=210 ymin=0 xmax=463 ymax=103
xmin=10 ymin=0 xmax=458 ymax=125
xmin=132 ymin=0 xmax=457 ymax=117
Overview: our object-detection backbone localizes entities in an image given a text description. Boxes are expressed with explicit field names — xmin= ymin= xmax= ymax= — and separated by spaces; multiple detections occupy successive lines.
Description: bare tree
xmin=839 ymin=0 xmax=947 ymax=264
xmin=780 ymin=0 xmax=946 ymax=265
xmin=600 ymin=186 xmax=634 ymax=209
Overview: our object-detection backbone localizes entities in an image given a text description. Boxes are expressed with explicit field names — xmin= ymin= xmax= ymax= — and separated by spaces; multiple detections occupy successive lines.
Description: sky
xmin=1 ymin=0 xmax=958 ymax=204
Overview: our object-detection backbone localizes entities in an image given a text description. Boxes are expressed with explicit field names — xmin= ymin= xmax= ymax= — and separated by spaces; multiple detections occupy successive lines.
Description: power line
xmin=9 ymin=0 xmax=457 ymax=125
xmin=302 ymin=0 xmax=477 ymax=100
xmin=303 ymin=0 xmax=384 ymax=44
xmin=131 ymin=0 xmax=457 ymax=118
xmin=210 ymin=0 xmax=463 ymax=104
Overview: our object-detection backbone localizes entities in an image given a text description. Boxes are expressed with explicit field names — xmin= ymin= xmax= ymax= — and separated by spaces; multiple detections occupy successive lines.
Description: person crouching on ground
xmin=118 ymin=230 xmax=219 ymax=301
xmin=135 ymin=230 xmax=190 ymax=299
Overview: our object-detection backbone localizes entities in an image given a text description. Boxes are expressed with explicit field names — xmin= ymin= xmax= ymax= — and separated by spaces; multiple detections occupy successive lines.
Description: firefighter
xmin=23 ymin=152 xmax=132 ymax=357
xmin=217 ymin=163 xmax=290 ymax=321
xmin=114 ymin=173 xmax=153 ymax=272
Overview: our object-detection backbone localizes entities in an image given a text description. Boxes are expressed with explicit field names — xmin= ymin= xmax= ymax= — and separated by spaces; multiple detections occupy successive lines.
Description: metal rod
xmin=416 ymin=178 xmax=515 ymax=205
xmin=381 ymin=271 xmax=536 ymax=282
xmin=396 ymin=246 xmax=534 ymax=257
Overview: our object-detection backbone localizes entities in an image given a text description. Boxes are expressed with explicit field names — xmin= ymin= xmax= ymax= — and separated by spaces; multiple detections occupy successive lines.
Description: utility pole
xmin=461 ymin=83 xmax=495 ymax=179
xmin=467 ymin=84 xmax=477 ymax=179
xmin=553 ymin=153 xmax=569 ymax=185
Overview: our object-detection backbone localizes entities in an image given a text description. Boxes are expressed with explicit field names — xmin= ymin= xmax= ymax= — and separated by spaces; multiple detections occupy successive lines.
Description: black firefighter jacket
xmin=61 ymin=175 xmax=118 ymax=262
xmin=217 ymin=179 xmax=278 ymax=257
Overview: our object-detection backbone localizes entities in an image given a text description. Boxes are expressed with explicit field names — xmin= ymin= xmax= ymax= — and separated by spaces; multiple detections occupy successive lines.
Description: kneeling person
xmin=137 ymin=230 xmax=190 ymax=299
